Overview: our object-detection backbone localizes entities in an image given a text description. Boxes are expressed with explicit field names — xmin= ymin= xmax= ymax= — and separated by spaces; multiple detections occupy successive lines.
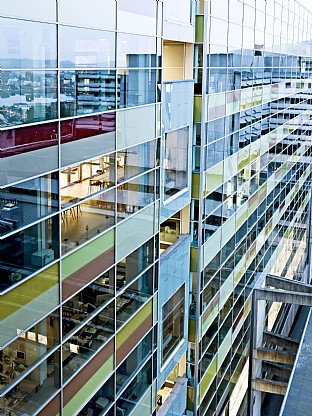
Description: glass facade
xmin=0 ymin=1 xmax=311 ymax=416
xmin=0 ymin=3 xmax=161 ymax=415
xmin=191 ymin=1 xmax=312 ymax=415
xmin=161 ymin=285 xmax=185 ymax=365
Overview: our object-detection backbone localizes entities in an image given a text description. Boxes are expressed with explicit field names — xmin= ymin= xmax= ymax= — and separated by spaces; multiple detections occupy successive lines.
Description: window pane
xmin=116 ymin=359 xmax=152 ymax=416
xmin=117 ymin=171 xmax=156 ymax=221
xmin=61 ymin=113 xmax=115 ymax=145
xmin=0 ymin=172 xmax=59 ymax=236
xmin=0 ymin=122 xmax=58 ymax=158
xmin=1 ymin=145 xmax=59 ymax=188
xmin=59 ymin=26 xmax=115 ymax=68
xmin=1 ymin=311 xmax=60 ymax=391
xmin=61 ymin=188 xmax=115 ymax=254
xmin=164 ymin=127 xmax=189 ymax=199
xmin=162 ymin=284 xmax=185 ymax=364
xmin=0 ymin=217 xmax=59 ymax=291
xmin=117 ymin=0 xmax=156 ymax=36
xmin=58 ymin=0 xmax=116 ymax=31
xmin=116 ymin=331 xmax=152 ymax=392
xmin=0 ymin=71 xmax=58 ymax=127
xmin=210 ymin=18 xmax=228 ymax=46
xmin=117 ymin=105 xmax=157 ymax=150
xmin=61 ymin=153 xmax=115 ymax=206
xmin=116 ymin=273 xmax=153 ymax=328
xmin=165 ymin=0 xmax=192 ymax=24
xmin=117 ymin=140 xmax=157 ymax=183
xmin=1 ymin=264 xmax=59 ymax=346
xmin=116 ymin=239 xmax=155 ymax=291
xmin=118 ymin=69 xmax=157 ymax=109
xmin=63 ymin=267 xmax=114 ymax=319
xmin=0 ymin=18 xmax=57 ymax=69
xmin=60 ymin=70 xmax=116 ymax=118
xmin=1 ymin=350 xmax=61 ymax=414
xmin=60 ymin=114 xmax=116 ymax=167
xmin=62 ymin=301 xmax=115 ymax=381
xmin=116 ymin=204 xmax=156 ymax=261
xmin=117 ymin=33 xmax=156 ymax=68
xmin=77 ymin=374 xmax=115 ymax=415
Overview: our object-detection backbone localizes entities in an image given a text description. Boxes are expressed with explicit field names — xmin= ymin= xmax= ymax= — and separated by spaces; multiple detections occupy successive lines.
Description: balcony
xmin=162 ymin=80 xmax=194 ymax=133
xmin=159 ymin=234 xmax=190 ymax=308
xmin=157 ymin=377 xmax=188 ymax=416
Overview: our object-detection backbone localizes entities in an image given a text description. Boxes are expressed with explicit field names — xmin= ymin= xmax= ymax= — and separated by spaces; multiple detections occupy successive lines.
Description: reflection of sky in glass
xmin=0 ymin=0 xmax=56 ymax=21
xmin=207 ymin=0 xmax=312 ymax=57
xmin=298 ymin=0 xmax=312 ymax=11
xmin=166 ymin=0 xmax=191 ymax=24
xmin=0 ymin=18 xmax=57 ymax=68
xmin=59 ymin=26 xmax=115 ymax=68
xmin=117 ymin=33 xmax=156 ymax=68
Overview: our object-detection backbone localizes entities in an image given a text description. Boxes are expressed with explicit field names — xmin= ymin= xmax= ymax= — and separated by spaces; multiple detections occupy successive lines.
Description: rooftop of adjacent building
xmin=279 ymin=307 xmax=312 ymax=416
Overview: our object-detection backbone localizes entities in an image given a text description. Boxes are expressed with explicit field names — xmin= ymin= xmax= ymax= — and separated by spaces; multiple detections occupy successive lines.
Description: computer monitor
xmin=15 ymin=351 xmax=25 ymax=360
xmin=69 ymin=344 xmax=79 ymax=354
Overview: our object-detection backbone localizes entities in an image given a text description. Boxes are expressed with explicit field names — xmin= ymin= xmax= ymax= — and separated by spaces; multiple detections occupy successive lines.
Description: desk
xmin=0 ymin=219 xmax=14 ymax=233
xmin=19 ymin=379 xmax=39 ymax=395
xmin=71 ymin=335 xmax=86 ymax=345
xmin=3 ymin=203 xmax=15 ymax=209
xmin=71 ymin=313 xmax=87 ymax=323
xmin=31 ymin=249 xmax=54 ymax=267
xmin=12 ymin=390 xmax=26 ymax=401
xmin=96 ymin=396 xmax=109 ymax=410
xmin=80 ymin=326 xmax=100 ymax=346
xmin=14 ymin=362 xmax=26 ymax=373
xmin=71 ymin=336 xmax=92 ymax=351
xmin=85 ymin=327 xmax=97 ymax=336
xmin=0 ymin=375 xmax=9 ymax=390
xmin=89 ymin=173 xmax=109 ymax=190
xmin=116 ymin=373 xmax=128 ymax=389
xmin=61 ymin=196 xmax=80 ymax=208
xmin=116 ymin=297 xmax=130 ymax=310
xmin=96 ymin=334 xmax=108 ymax=343
xmin=61 ymin=204 xmax=82 ymax=221
xmin=47 ymin=363 xmax=54 ymax=377
xmin=1 ymin=205 xmax=21 ymax=229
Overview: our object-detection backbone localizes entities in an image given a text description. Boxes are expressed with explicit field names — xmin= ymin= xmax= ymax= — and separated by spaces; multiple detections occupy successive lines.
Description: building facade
xmin=191 ymin=1 xmax=312 ymax=415
xmin=0 ymin=1 xmax=311 ymax=416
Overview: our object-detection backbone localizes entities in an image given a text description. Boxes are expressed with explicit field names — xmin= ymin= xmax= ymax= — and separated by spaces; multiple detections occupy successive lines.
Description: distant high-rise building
xmin=0 ymin=1 xmax=311 ymax=416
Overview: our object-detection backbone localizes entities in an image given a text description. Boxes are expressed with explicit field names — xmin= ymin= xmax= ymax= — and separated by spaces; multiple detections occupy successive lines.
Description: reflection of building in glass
xmin=0 ymin=71 xmax=58 ymax=126
xmin=1 ymin=1 xmax=312 ymax=416
xmin=60 ymin=70 xmax=117 ymax=117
